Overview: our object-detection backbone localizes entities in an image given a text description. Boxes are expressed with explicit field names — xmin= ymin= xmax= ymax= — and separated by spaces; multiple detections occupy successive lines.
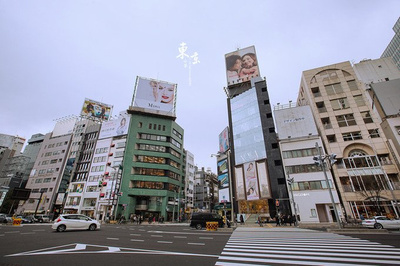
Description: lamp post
xmin=286 ymin=175 xmax=298 ymax=226
xmin=314 ymin=142 xmax=342 ymax=229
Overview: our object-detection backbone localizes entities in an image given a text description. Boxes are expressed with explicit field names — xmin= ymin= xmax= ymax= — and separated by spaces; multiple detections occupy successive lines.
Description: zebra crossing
xmin=216 ymin=227 xmax=400 ymax=265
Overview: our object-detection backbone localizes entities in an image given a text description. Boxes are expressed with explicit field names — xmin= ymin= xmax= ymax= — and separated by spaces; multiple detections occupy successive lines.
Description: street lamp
xmin=313 ymin=142 xmax=342 ymax=229
xmin=286 ymin=175 xmax=298 ymax=226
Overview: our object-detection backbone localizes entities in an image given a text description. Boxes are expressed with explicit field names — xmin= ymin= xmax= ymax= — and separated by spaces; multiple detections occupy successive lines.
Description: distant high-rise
xmin=382 ymin=17 xmax=400 ymax=70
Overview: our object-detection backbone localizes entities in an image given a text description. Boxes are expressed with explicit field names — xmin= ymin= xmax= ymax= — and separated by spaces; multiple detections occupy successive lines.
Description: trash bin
xmin=206 ymin=221 xmax=218 ymax=231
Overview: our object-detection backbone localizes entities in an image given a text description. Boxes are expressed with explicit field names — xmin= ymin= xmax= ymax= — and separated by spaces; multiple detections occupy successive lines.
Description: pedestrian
xmin=257 ymin=215 xmax=263 ymax=227
xmin=288 ymin=214 xmax=292 ymax=226
xmin=276 ymin=214 xmax=281 ymax=226
xmin=240 ymin=214 xmax=244 ymax=225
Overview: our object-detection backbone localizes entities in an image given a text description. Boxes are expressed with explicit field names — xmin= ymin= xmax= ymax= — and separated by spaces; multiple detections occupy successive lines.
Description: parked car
xmin=190 ymin=212 xmax=224 ymax=230
xmin=0 ymin=213 xmax=9 ymax=224
xmin=34 ymin=215 xmax=51 ymax=223
xmin=16 ymin=216 xmax=34 ymax=224
xmin=361 ymin=216 xmax=400 ymax=229
xmin=52 ymin=214 xmax=101 ymax=232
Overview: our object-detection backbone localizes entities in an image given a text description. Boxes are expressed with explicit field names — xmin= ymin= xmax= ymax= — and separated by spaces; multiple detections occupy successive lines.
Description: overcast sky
xmin=1 ymin=1 xmax=399 ymax=172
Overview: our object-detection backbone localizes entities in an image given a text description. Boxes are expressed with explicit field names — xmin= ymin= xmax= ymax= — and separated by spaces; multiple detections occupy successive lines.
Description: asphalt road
xmin=0 ymin=223 xmax=232 ymax=266
xmin=1 ymin=223 xmax=399 ymax=266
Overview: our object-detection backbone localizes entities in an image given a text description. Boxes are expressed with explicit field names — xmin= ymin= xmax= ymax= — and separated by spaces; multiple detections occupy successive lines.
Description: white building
xmin=274 ymin=103 xmax=341 ymax=223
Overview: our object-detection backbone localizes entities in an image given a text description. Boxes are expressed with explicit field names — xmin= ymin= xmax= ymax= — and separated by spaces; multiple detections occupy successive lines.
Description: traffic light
xmin=313 ymin=155 xmax=322 ymax=166
xmin=329 ymin=154 xmax=337 ymax=165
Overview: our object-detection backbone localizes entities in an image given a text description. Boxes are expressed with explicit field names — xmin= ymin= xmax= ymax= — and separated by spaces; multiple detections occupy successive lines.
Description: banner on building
xmin=131 ymin=76 xmax=177 ymax=116
xmin=257 ymin=160 xmax=271 ymax=198
xmin=244 ymin=161 xmax=260 ymax=200
xmin=225 ymin=46 xmax=260 ymax=86
xmin=218 ymin=127 xmax=229 ymax=153
xmin=99 ymin=112 xmax=130 ymax=139
xmin=235 ymin=166 xmax=245 ymax=200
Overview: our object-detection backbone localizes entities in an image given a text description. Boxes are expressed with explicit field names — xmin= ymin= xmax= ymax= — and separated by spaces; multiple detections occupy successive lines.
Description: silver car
xmin=52 ymin=214 xmax=101 ymax=232
xmin=361 ymin=216 xmax=400 ymax=229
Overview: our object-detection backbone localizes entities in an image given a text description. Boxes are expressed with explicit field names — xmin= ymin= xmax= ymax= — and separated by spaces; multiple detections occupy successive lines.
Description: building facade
xmin=381 ymin=17 xmax=400 ymax=70
xmin=274 ymin=103 xmax=341 ymax=223
xmin=297 ymin=61 xmax=400 ymax=219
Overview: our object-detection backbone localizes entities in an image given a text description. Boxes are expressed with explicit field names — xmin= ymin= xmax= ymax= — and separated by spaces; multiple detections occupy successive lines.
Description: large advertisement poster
xmin=257 ymin=161 xmax=271 ymax=198
xmin=218 ymin=127 xmax=229 ymax=153
xmin=235 ymin=166 xmax=245 ymax=200
xmin=244 ymin=161 xmax=260 ymax=200
xmin=81 ymin=98 xmax=113 ymax=121
xmin=99 ymin=112 xmax=130 ymax=139
xmin=219 ymin=188 xmax=229 ymax=203
xmin=225 ymin=46 xmax=260 ymax=86
xmin=132 ymin=77 xmax=177 ymax=116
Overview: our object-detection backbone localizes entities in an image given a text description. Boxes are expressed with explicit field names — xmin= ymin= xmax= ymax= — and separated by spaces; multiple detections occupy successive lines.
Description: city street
xmin=1 ymin=223 xmax=400 ymax=265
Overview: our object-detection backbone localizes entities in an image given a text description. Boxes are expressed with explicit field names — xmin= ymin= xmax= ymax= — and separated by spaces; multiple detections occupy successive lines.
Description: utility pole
xmin=314 ymin=142 xmax=342 ymax=229
xmin=287 ymin=174 xmax=298 ymax=226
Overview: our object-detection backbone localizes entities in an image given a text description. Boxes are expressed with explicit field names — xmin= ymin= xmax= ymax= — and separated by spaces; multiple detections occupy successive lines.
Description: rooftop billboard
xmin=218 ymin=127 xmax=229 ymax=153
xmin=225 ymin=45 xmax=260 ymax=86
xmin=81 ymin=98 xmax=113 ymax=121
xmin=132 ymin=77 xmax=177 ymax=116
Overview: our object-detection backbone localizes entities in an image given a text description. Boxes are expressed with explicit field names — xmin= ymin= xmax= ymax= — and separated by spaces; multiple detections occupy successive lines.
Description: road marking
xmin=33 ymin=229 xmax=46 ymax=232
xmin=130 ymin=234 xmax=141 ymax=236
xmin=5 ymin=231 xmax=20 ymax=234
xmin=199 ymin=237 xmax=213 ymax=239
xmin=174 ymin=236 xmax=187 ymax=239
xmin=151 ymin=235 xmax=163 ymax=237
xmin=147 ymin=230 xmax=231 ymax=236
xmin=188 ymin=243 xmax=205 ymax=246
xmin=157 ymin=241 xmax=173 ymax=244
xmin=139 ymin=229 xmax=146 ymax=231
xmin=130 ymin=239 xmax=144 ymax=242
xmin=21 ymin=232 xmax=35 ymax=235
xmin=106 ymin=238 xmax=119 ymax=241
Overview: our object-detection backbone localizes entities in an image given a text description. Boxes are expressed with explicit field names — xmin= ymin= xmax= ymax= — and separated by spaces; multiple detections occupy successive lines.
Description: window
xmin=361 ymin=111 xmax=373 ymax=123
xmin=325 ymin=83 xmax=343 ymax=95
xmin=369 ymin=129 xmax=380 ymax=138
xmin=316 ymin=102 xmax=327 ymax=113
xmin=311 ymin=209 xmax=317 ymax=217
xmin=331 ymin=98 xmax=349 ymax=110
xmin=342 ymin=131 xmax=362 ymax=141
xmin=336 ymin=114 xmax=357 ymax=127
xmin=311 ymin=87 xmax=321 ymax=97
xmin=266 ymin=113 xmax=272 ymax=118
xmin=347 ymin=80 xmax=358 ymax=91
xmin=354 ymin=95 xmax=365 ymax=107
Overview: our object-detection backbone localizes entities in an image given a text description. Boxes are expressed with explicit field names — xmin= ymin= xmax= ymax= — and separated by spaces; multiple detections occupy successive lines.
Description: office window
xmin=354 ymin=95 xmax=366 ymax=107
xmin=347 ymin=80 xmax=358 ymax=91
xmin=369 ymin=129 xmax=380 ymax=138
xmin=325 ymin=83 xmax=343 ymax=95
xmin=336 ymin=114 xmax=357 ymax=127
xmin=361 ymin=111 xmax=373 ymax=123
xmin=342 ymin=132 xmax=362 ymax=141
xmin=331 ymin=98 xmax=349 ymax=110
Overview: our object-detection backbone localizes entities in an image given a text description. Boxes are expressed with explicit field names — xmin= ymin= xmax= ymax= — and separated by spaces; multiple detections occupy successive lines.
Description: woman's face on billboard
xmin=159 ymin=85 xmax=174 ymax=104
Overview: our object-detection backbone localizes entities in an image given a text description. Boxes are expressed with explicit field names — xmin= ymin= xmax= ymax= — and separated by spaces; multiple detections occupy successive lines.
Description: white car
xmin=361 ymin=216 xmax=400 ymax=229
xmin=52 ymin=214 xmax=101 ymax=232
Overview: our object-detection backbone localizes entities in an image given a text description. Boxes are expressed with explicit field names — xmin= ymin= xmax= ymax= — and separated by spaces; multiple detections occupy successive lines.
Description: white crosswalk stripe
xmin=216 ymin=227 xmax=400 ymax=265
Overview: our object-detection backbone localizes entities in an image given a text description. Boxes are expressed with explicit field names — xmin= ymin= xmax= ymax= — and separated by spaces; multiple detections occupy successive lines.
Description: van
xmin=190 ymin=212 xmax=224 ymax=230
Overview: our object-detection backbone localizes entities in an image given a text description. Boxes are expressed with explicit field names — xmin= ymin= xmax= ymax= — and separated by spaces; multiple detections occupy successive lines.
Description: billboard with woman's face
xmin=225 ymin=46 xmax=260 ymax=87
xmin=244 ymin=161 xmax=260 ymax=200
xmin=132 ymin=77 xmax=177 ymax=116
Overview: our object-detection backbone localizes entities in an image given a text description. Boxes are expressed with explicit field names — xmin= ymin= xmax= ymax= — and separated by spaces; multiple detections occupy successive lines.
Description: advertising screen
xmin=225 ymin=46 xmax=260 ymax=86
xmin=81 ymin=98 xmax=112 ymax=121
xmin=218 ymin=173 xmax=229 ymax=189
xmin=219 ymin=188 xmax=230 ymax=203
xmin=217 ymin=158 xmax=228 ymax=175
xmin=132 ymin=77 xmax=177 ymax=116
xmin=218 ymin=127 xmax=229 ymax=153
xmin=244 ymin=161 xmax=260 ymax=200
xmin=99 ymin=112 xmax=130 ymax=139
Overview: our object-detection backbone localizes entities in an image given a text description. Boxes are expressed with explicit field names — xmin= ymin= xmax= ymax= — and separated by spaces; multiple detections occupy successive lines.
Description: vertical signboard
xmin=225 ymin=46 xmax=260 ymax=86
xmin=244 ymin=161 xmax=260 ymax=200
xmin=257 ymin=160 xmax=271 ymax=198
xmin=235 ymin=166 xmax=245 ymax=200
xmin=218 ymin=127 xmax=229 ymax=153
xmin=132 ymin=77 xmax=177 ymax=116
xmin=217 ymin=158 xmax=230 ymax=203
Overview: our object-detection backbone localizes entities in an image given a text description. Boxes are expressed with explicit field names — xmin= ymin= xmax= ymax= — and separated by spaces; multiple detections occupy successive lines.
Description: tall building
xmin=274 ymin=103 xmax=341 ymax=223
xmin=381 ymin=17 xmax=400 ymax=70
xmin=224 ymin=46 xmax=289 ymax=220
xmin=193 ymin=166 xmax=218 ymax=211
xmin=297 ymin=61 xmax=400 ymax=219
xmin=115 ymin=77 xmax=185 ymax=222
xmin=183 ymin=150 xmax=195 ymax=210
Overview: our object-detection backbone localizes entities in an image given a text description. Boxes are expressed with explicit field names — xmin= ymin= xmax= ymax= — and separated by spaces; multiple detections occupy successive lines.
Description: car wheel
xmin=88 ymin=224 xmax=97 ymax=231
xmin=57 ymin=224 xmax=66 ymax=232
xmin=195 ymin=224 xmax=202 ymax=230
xmin=374 ymin=223 xmax=383 ymax=229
